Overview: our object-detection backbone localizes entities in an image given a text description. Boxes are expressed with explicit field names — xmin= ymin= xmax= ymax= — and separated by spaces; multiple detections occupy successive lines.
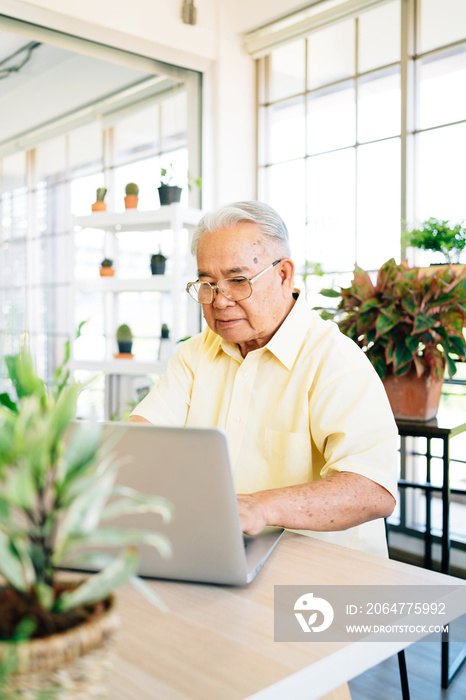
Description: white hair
xmin=191 ymin=201 xmax=291 ymax=256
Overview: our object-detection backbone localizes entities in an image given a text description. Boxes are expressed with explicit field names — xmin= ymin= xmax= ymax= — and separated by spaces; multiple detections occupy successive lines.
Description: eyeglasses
xmin=186 ymin=259 xmax=282 ymax=304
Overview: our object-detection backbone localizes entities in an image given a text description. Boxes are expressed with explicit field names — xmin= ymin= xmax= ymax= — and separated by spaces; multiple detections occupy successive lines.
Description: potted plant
xmin=318 ymin=258 xmax=466 ymax=421
xmin=403 ymin=217 xmax=466 ymax=265
xmin=158 ymin=164 xmax=182 ymax=206
xmin=124 ymin=182 xmax=139 ymax=209
xmin=91 ymin=187 xmax=107 ymax=212
xmin=158 ymin=323 xmax=171 ymax=361
xmin=0 ymin=348 xmax=172 ymax=697
xmin=116 ymin=324 xmax=133 ymax=356
xmin=150 ymin=249 xmax=167 ymax=275
xmin=187 ymin=172 xmax=202 ymax=193
xmin=100 ymin=258 xmax=115 ymax=277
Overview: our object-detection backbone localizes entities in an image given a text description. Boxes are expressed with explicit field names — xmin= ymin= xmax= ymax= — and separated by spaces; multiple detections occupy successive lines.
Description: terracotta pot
xmin=0 ymin=594 xmax=119 ymax=698
xmin=382 ymin=367 xmax=444 ymax=422
xmin=124 ymin=195 xmax=138 ymax=209
xmin=100 ymin=267 xmax=115 ymax=277
xmin=91 ymin=201 xmax=107 ymax=212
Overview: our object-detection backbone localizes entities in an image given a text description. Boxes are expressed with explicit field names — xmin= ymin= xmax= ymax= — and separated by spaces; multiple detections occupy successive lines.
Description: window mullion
xmin=354 ymin=16 xmax=359 ymax=265
xmin=400 ymin=0 xmax=415 ymax=261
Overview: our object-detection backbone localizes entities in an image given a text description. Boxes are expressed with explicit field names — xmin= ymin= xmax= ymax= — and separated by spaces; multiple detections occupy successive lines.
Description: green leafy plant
xmin=125 ymin=183 xmax=139 ymax=196
xmin=403 ymin=217 xmax=466 ymax=263
xmin=187 ymin=172 xmax=202 ymax=191
xmin=318 ymin=258 xmax=466 ymax=381
xmin=116 ymin=324 xmax=133 ymax=343
xmin=160 ymin=164 xmax=175 ymax=187
xmin=302 ymin=260 xmax=324 ymax=286
xmin=100 ymin=258 xmax=113 ymax=268
xmin=0 ymin=345 xmax=172 ymax=638
xmin=96 ymin=188 xmax=107 ymax=202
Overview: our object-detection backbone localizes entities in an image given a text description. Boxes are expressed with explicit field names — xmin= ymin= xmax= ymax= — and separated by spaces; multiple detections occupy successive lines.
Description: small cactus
xmin=96 ymin=187 xmax=107 ymax=202
xmin=116 ymin=324 xmax=133 ymax=342
xmin=101 ymin=258 xmax=113 ymax=267
xmin=125 ymin=183 xmax=139 ymax=196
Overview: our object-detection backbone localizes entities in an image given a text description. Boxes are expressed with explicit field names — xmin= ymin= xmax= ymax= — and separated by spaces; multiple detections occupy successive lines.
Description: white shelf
xmin=70 ymin=205 xmax=201 ymax=418
xmin=70 ymin=359 xmax=167 ymax=376
xmin=74 ymin=276 xmax=189 ymax=293
xmin=73 ymin=205 xmax=202 ymax=232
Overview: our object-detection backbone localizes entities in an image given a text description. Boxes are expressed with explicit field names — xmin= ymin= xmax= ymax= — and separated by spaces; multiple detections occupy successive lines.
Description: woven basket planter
xmin=1 ymin=594 xmax=119 ymax=699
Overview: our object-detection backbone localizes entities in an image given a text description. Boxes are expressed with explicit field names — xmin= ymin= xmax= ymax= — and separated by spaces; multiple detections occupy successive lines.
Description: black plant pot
xmin=158 ymin=186 xmax=182 ymax=206
xmin=118 ymin=341 xmax=133 ymax=354
xmin=151 ymin=261 xmax=166 ymax=275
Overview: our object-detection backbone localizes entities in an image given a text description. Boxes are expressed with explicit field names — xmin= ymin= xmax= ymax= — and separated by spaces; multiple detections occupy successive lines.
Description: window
xmin=256 ymin=0 xmax=466 ymax=298
xmin=0 ymin=28 xmax=201 ymax=398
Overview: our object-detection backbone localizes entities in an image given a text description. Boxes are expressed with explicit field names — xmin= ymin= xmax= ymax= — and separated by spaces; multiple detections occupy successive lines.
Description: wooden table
xmin=106 ymin=533 xmax=466 ymax=699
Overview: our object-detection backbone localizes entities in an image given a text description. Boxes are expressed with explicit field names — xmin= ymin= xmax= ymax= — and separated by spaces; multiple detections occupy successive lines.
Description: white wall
xmin=3 ymin=0 xmax=283 ymax=205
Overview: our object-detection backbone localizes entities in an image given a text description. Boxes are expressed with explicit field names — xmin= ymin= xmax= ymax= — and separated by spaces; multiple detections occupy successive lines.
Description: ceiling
xmin=0 ymin=29 xmax=159 ymax=147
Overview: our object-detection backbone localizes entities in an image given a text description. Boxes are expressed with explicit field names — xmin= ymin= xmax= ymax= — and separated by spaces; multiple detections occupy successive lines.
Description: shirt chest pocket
xmin=263 ymin=428 xmax=312 ymax=488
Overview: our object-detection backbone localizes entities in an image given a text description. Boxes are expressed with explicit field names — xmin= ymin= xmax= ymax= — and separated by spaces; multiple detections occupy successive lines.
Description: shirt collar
xmin=214 ymin=289 xmax=311 ymax=369
xmin=264 ymin=289 xmax=311 ymax=369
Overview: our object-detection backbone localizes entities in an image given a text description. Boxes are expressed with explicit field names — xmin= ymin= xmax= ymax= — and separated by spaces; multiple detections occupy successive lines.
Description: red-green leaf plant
xmin=318 ymin=258 xmax=466 ymax=382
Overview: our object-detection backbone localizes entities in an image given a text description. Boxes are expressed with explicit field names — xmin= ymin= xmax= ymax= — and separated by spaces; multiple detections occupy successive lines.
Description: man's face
xmin=196 ymin=222 xmax=294 ymax=356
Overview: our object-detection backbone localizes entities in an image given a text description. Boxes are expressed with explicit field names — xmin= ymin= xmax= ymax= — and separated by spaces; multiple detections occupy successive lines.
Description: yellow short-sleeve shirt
xmin=132 ymin=291 xmax=398 ymax=558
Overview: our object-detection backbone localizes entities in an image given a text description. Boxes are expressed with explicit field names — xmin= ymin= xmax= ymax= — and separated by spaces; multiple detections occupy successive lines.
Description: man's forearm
xmin=237 ymin=471 xmax=395 ymax=536
xmin=129 ymin=415 xmax=151 ymax=424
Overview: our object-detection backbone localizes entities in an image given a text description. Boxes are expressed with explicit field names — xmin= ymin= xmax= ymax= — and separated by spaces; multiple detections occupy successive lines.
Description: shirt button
xmin=235 ymin=416 xmax=241 ymax=423
xmin=243 ymin=372 xmax=250 ymax=379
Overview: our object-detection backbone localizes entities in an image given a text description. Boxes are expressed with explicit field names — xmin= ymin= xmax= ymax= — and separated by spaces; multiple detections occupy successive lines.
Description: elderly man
xmin=130 ymin=201 xmax=397 ymax=557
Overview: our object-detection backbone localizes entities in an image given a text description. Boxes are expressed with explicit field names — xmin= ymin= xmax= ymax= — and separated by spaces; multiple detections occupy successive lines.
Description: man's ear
xmin=279 ymin=258 xmax=295 ymax=294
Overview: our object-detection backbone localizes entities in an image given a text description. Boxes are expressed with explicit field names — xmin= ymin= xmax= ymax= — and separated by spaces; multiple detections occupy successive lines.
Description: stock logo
xmin=294 ymin=592 xmax=334 ymax=633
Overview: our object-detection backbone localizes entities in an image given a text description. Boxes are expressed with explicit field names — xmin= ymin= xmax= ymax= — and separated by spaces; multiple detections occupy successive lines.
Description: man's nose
xmin=212 ymin=287 xmax=235 ymax=308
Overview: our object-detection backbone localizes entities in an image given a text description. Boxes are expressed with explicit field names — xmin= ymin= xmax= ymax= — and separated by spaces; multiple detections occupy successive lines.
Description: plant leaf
xmin=57 ymin=420 xmax=103 ymax=485
xmin=0 ymin=532 xmax=29 ymax=591
xmin=0 ymin=392 xmax=18 ymax=413
xmin=54 ymin=459 xmax=120 ymax=557
xmin=413 ymin=313 xmax=435 ymax=334
xmin=5 ymin=350 xmax=46 ymax=402
xmin=447 ymin=335 xmax=466 ymax=357
xmin=55 ymin=548 xmax=140 ymax=612
xmin=34 ymin=582 xmax=55 ymax=611
xmin=394 ymin=362 xmax=412 ymax=377
xmin=101 ymin=488 xmax=173 ymax=523
xmin=359 ymin=298 xmax=379 ymax=313
xmin=58 ymin=528 xmax=172 ymax=563
xmin=413 ymin=355 xmax=426 ymax=378
xmin=129 ymin=575 xmax=169 ymax=613
xmin=445 ymin=353 xmax=457 ymax=378
xmin=376 ymin=312 xmax=400 ymax=337
xmin=393 ymin=343 xmax=413 ymax=370
xmin=6 ymin=462 xmax=37 ymax=511
xmin=319 ymin=288 xmax=341 ymax=298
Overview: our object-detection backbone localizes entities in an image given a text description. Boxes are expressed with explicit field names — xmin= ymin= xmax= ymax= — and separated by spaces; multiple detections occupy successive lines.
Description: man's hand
xmin=237 ymin=494 xmax=269 ymax=536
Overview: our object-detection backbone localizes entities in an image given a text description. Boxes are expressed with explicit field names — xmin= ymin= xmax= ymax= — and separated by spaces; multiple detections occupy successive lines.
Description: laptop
xmin=72 ymin=422 xmax=284 ymax=586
